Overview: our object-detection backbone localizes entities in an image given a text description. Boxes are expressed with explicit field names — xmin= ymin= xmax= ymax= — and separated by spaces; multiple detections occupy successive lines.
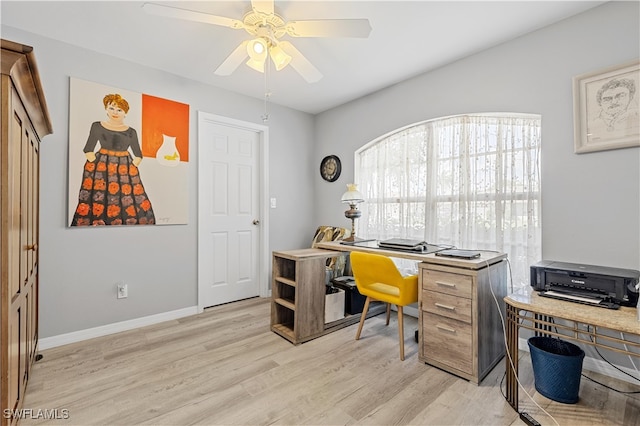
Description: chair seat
xmin=359 ymin=282 xmax=401 ymax=305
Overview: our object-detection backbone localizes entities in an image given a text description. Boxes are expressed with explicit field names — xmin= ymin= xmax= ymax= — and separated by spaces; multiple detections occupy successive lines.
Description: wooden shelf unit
xmin=271 ymin=248 xmax=384 ymax=345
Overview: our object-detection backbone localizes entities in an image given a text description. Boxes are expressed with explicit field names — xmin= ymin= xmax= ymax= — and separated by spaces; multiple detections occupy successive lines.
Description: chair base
xmin=355 ymin=296 xmax=407 ymax=361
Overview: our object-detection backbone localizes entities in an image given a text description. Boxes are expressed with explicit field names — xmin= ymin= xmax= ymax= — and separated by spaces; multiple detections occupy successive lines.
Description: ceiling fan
xmin=142 ymin=1 xmax=371 ymax=83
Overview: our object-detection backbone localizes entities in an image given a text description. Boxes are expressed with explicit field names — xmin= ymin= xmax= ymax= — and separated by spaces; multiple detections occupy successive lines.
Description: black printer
xmin=530 ymin=260 xmax=639 ymax=309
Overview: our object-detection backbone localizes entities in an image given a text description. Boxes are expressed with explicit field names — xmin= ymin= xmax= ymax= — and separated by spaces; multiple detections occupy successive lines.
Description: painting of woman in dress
xmin=71 ymin=93 xmax=156 ymax=226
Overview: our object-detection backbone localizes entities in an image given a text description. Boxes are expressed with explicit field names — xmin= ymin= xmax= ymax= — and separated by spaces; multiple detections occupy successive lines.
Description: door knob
xmin=252 ymin=219 xmax=260 ymax=225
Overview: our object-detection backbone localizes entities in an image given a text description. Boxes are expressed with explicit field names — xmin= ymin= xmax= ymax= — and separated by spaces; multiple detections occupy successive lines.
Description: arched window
xmin=355 ymin=113 xmax=541 ymax=289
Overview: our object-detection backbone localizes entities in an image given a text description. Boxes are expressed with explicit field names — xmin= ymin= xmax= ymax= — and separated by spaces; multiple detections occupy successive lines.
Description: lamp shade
xmin=269 ymin=44 xmax=291 ymax=71
xmin=341 ymin=183 xmax=364 ymax=204
xmin=246 ymin=38 xmax=268 ymax=72
xmin=247 ymin=38 xmax=267 ymax=57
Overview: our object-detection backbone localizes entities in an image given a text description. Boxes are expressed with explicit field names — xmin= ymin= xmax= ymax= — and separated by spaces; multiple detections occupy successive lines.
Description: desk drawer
xmin=422 ymin=312 xmax=473 ymax=374
xmin=422 ymin=269 xmax=473 ymax=298
xmin=422 ymin=290 xmax=472 ymax=324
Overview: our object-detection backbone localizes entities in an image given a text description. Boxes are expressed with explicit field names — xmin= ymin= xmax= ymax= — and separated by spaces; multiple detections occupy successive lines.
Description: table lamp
xmin=341 ymin=183 xmax=364 ymax=242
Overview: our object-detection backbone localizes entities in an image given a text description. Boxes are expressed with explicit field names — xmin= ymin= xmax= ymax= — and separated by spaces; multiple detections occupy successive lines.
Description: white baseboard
xmin=38 ymin=306 xmax=198 ymax=350
xmin=518 ymin=337 xmax=640 ymax=386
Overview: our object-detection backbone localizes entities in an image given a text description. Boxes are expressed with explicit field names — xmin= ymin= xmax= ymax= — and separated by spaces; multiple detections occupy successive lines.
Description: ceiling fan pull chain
xmin=262 ymin=57 xmax=271 ymax=123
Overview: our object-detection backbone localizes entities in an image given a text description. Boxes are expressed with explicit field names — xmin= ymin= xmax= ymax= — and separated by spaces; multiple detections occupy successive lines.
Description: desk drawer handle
xmin=436 ymin=281 xmax=456 ymax=289
xmin=435 ymin=303 xmax=455 ymax=311
xmin=436 ymin=324 xmax=456 ymax=333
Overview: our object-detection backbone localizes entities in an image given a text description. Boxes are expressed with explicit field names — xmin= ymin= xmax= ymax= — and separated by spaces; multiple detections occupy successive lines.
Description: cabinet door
xmin=4 ymin=85 xmax=26 ymax=422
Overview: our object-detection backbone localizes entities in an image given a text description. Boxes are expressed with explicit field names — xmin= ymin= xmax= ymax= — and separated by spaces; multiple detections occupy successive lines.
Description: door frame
xmin=197 ymin=111 xmax=270 ymax=313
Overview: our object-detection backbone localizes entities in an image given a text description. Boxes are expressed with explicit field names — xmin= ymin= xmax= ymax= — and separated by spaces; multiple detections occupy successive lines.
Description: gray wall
xmin=313 ymin=1 xmax=640 ymax=373
xmin=2 ymin=1 xmax=639 ymax=347
xmin=314 ymin=1 xmax=640 ymax=276
xmin=1 ymin=27 xmax=317 ymax=338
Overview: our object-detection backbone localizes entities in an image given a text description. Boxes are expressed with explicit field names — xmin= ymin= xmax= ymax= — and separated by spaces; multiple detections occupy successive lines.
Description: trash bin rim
xmin=528 ymin=336 xmax=585 ymax=359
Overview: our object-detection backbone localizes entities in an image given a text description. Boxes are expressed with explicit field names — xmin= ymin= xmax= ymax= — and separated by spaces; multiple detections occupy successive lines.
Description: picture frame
xmin=68 ymin=77 xmax=190 ymax=227
xmin=573 ymin=59 xmax=640 ymax=153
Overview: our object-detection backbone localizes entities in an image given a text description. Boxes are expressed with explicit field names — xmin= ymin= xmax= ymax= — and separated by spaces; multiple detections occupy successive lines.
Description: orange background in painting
xmin=141 ymin=94 xmax=189 ymax=161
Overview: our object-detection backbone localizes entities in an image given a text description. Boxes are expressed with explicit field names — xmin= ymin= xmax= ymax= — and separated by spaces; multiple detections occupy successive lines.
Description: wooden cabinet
xmin=1 ymin=39 xmax=52 ymax=426
xmin=271 ymin=249 xmax=384 ymax=345
xmin=418 ymin=254 xmax=507 ymax=384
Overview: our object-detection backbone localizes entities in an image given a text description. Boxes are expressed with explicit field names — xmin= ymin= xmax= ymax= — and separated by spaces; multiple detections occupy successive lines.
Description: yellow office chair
xmin=350 ymin=251 xmax=419 ymax=361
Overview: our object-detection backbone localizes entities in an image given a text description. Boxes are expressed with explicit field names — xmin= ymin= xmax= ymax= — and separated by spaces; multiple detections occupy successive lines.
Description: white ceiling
xmin=2 ymin=1 xmax=606 ymax=114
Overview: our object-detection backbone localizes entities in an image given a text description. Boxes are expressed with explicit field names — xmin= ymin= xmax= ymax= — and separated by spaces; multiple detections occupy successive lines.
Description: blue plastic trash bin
xmin=528 ymin=336 xmax=585 ymax=404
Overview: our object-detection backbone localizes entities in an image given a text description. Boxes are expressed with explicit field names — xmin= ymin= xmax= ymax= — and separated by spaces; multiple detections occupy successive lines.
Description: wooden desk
xmin=317 ymin=241 xmax=508 ymax=384
xmin=504 ymin=289 xmax=640 ymax=411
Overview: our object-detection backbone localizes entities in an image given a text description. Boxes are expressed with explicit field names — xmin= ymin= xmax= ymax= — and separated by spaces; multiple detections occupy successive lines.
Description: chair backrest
xmin=350 ymin=251 xmax=405 ymax=290
xmin=350 ymin=251 xmax=419 ymax=307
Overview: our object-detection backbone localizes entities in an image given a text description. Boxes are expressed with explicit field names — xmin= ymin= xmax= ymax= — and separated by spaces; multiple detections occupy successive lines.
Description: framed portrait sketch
xmin=573 ymin=60 xmax=640 ymax=153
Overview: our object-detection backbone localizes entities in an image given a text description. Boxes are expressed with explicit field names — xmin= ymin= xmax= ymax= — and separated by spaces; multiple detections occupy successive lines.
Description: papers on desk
xmin=538 ymin=290 xmax=620 ymax=309
xmin=542 ymin=290 xmax=603 ymax=304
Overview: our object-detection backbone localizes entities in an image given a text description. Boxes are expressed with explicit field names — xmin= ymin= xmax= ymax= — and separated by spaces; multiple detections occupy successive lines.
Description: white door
xmin=198 ymin=112 xmax=269 ymax=309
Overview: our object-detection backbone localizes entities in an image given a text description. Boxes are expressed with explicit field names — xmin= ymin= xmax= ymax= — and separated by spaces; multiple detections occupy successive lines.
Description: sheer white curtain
xmin=355 ymin=114 xmax=541 ymax=290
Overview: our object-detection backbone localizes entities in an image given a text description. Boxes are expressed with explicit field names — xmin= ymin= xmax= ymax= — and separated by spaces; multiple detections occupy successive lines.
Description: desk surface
xmin=506 ymin=288 xmax=639 ymax=335
xmin=316 ymin=240 xmax=506 ymax=269
xmin=272 ymin=247 xmax=344 ymax=260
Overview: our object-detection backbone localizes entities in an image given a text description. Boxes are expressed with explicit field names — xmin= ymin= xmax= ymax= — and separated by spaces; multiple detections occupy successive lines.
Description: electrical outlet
xmin=117 ymin=283 xmax=128 ymax=299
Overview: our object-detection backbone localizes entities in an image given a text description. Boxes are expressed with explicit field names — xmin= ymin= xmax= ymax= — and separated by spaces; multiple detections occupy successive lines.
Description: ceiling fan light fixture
xmin=145 ymin=1 xmax=371 ymax=83
xmin=246 ymin=37 xmax=268 ymax=72
xmin=246 ymin=57 xmax=266 ymax=73
xmin=269 ymin=44 xmax=291 ymax=71
xmin=247 ymin=38 xmax=268 ymax=59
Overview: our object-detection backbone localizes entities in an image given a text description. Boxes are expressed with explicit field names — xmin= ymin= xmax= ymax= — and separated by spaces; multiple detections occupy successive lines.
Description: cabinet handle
xmin=436 ymin=324 xmax=456 ymax=333
xmin=26 ymin=244 xmax=38 ymax=251
xmin=436 ymin=281 xmax=456 ymax=288
xmin=435 ymin=303 xmax=455 ymax=311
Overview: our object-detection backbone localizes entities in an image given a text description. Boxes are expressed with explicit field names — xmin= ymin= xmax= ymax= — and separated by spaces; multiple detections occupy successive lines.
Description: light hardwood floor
xmin=20 ymin=297 xmax=640 ymax=425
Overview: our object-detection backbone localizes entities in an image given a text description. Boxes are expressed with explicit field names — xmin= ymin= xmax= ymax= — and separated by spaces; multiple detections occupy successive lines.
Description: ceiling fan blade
xmin=214 ymin=41 xmax=250 ymax=76
xmin=285 ymin=19 xmax=372 ymax=38
xmin=251 ymin=0 xmax=274 ymax=16
xmin=279 ymin=41 xmax=322 ymax=83
xmin=142 ymin=3 xmax=244 ymax=29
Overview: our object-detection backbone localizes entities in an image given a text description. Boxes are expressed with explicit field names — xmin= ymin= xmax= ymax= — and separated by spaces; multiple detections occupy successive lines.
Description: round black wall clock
xmin=320 ymin=155 xmax=341 ymax=182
